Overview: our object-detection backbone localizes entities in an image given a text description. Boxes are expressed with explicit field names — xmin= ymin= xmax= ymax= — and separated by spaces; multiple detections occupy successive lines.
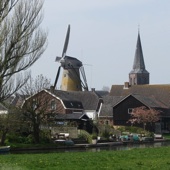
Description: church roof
xmin=129 ymin=33 xmax=149 ymax=74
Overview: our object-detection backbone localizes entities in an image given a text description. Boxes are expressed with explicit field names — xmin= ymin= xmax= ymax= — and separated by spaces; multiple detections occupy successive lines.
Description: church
xmin=99 ymin=32 xmax=170 ymax=133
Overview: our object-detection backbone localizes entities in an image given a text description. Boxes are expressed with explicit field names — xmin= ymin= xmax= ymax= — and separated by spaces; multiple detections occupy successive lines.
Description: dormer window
xmin=51 ymin=100 xmax=56 ymax=110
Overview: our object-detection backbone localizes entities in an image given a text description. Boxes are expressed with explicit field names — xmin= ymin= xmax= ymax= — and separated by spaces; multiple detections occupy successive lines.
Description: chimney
xmin=91 ymin=88 xmax=95 ymax=92
xmin=124 ymin=82 xmax=130 ymax=89
xmin=50 ymin=86 xmax=55 ymax=93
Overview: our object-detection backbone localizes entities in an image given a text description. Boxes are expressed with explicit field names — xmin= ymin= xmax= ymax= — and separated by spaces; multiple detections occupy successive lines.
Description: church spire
xmin=129 ymin=31 xmax=149 ymax=85
xmin=133 ymin=32 xmax=145 ymax=71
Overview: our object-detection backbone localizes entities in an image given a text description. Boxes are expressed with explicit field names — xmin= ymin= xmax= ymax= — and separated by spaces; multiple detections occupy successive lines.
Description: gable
xmin=110 ymin=84 xmax=170 ymax=108
xmin=112 ymin=94 xmax=167 ymax=109
xmin=113 ymin=95 xmax=146 ymax=110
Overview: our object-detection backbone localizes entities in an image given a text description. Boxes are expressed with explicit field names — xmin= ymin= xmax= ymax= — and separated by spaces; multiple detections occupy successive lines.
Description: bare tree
xmin=128 ymin=106 xmax=161 ymax=131
xmin=0 ymin=0 xmax=47 ymax=102
xmin=21 ymin=74 xmax=51 ymax=96
xmin=21 ymin=75 xmax=52 ymax=143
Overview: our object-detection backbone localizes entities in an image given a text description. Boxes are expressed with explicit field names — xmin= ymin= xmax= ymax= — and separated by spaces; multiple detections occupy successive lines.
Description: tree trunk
xmin=143 ymin=123 xmax=146 ymax=131
xmin=33 ymin=123 xmax=40 ymax=143
xmin=0 ymin=130 xmax=8 ymax=146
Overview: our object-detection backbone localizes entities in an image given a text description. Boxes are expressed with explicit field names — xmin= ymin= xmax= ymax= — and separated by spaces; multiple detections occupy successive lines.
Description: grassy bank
xmin=1 ymin=146 xmax=170 ymax=170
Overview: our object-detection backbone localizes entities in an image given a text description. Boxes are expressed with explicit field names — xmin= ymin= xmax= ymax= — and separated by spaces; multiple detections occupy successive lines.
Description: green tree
xmin=0 ymin=0 xmax=47 ymax=102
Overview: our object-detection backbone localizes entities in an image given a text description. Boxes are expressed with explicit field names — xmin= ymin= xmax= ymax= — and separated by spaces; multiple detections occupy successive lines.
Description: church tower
xmin=129 ymin=32 xmax=149 ymax=85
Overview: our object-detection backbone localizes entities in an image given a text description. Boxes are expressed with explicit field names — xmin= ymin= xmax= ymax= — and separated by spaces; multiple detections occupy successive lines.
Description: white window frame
xmin=128 ymin=108 xmax=134 ymax=114
xmin=51 ymin=100 xmax=56 ymax=110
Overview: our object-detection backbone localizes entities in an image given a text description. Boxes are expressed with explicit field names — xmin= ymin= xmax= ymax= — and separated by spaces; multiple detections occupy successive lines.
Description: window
xmin=128 ymin=108 xmax=134 ymax=114
xmin=32 ymin=100 xmax=37 ymax=110
xmin=51 ymin=100 xmax=56 ymax=110
xmin=105 ymin=120 xmax=109 ymax=125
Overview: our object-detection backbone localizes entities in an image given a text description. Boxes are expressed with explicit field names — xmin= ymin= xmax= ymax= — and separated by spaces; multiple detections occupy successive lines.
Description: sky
xmin=30 ymin=0 xmax=170 ymax=90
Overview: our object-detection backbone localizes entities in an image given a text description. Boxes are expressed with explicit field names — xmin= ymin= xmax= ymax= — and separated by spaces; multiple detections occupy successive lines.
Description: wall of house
xmin=23 ymin=91 xmax=66 ymax=115
xmin=113 ymin=96 xmax=144 ymax=126
xmin=98 ymin=117 xmax=113 ymax=126
xmin=85 ymin=111 xmax=96 ymax=120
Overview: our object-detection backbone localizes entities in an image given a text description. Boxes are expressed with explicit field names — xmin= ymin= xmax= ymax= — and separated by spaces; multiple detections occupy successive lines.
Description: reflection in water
xmin=87 ymin=141 xmax=170 ymax=153
xmin=11 ymin=141 xmax=170 ymax=154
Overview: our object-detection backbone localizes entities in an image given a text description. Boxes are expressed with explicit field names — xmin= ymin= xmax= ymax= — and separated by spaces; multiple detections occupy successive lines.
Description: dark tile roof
xmin=111 ymin=94 xmax=168 ymax=109
xmin=46 ymin=89 xmax=101 ymax=110
xmin=95 ymin=90 xmax=109 ymax=97
xmin=99 ymin=95 xmax=124 ymax=117
xmin=55 ymin=113 xmax=89 ymax=120
xmin=8 ymin=93 xmax=29 ymax=106
xmin=110 ymin=84 xmax=170 ymax=108
xmin=0 ymin=103 xmax=8 ymax=111
xmin=132 ymin=94 xmax=168 ymax=109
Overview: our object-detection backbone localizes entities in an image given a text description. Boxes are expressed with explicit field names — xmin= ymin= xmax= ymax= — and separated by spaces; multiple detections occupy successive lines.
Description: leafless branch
xmin=0 ymin=0 xmax=47 ymax=102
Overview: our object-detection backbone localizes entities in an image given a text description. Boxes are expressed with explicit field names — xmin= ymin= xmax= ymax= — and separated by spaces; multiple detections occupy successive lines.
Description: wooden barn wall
xmin=113 ymin=96 xmax=145 ymax=126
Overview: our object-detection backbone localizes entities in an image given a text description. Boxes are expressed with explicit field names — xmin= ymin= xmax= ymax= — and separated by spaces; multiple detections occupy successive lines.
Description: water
xmin=11 ymin=141 xmax=170 ymax=154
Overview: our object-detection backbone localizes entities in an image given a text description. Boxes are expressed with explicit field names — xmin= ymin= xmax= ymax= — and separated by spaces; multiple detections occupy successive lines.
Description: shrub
xmin=91 ymin=134 xmax=97 ymax=140
xmin=40 ymin=130 xmax=51 ymax=143
xmin=117 ymin=126 xmax=148 ymax=135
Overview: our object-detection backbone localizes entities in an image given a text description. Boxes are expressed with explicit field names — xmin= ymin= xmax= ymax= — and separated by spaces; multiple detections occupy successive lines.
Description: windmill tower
xmin=54 ymin=25 xmax=88 ymax=91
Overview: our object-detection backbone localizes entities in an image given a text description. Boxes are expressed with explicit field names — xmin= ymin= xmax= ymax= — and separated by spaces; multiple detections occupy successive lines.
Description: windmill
xmin=54 ymin=25 xmax=88 ymax=91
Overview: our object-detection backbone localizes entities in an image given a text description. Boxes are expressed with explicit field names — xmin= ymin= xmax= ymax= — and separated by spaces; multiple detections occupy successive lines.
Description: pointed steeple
xmin=133 ymin=33 xmax=146 ymax=71
xmin=129 ymin=31 xmax=149 ymax=85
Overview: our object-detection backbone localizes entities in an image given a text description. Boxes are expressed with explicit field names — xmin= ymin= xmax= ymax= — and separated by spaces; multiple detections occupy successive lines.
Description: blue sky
xmin=31 ymin=0 xmax=170 ymax=90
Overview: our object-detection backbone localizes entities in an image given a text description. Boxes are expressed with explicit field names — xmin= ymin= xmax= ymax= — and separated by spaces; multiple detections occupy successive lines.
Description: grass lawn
xmin=1 ymin=146 xmax=170 ymax=170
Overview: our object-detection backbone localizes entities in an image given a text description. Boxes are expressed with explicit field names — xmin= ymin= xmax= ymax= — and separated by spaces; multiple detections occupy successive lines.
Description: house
xmin=0 ymin=103 xmax=8 ymax=115
xmin=98 ymin=95 xmax=124 ymax=126
xmin=53 ymin=113 xmax=93 ymax=133
xmin=109 ymin=85 xmax=170 ymax=132
xmin=0 ymin=97 xmax=22 ymax=115
xmin=112 ymin=94 xmax=168 ymax=132
xmin=44 ymin=88 xmax=103 ymax=119
xmin=22 ymin=88 xmax=103 ymax=133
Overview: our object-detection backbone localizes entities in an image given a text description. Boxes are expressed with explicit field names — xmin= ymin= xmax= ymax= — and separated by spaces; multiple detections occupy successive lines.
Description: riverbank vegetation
xmin=1 ymin=146 xmax=170 ymax=170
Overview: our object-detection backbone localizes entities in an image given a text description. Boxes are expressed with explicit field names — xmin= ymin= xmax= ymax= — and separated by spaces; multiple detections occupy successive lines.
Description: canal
xmin=11 ymin=141 xmax=170 ymax=154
